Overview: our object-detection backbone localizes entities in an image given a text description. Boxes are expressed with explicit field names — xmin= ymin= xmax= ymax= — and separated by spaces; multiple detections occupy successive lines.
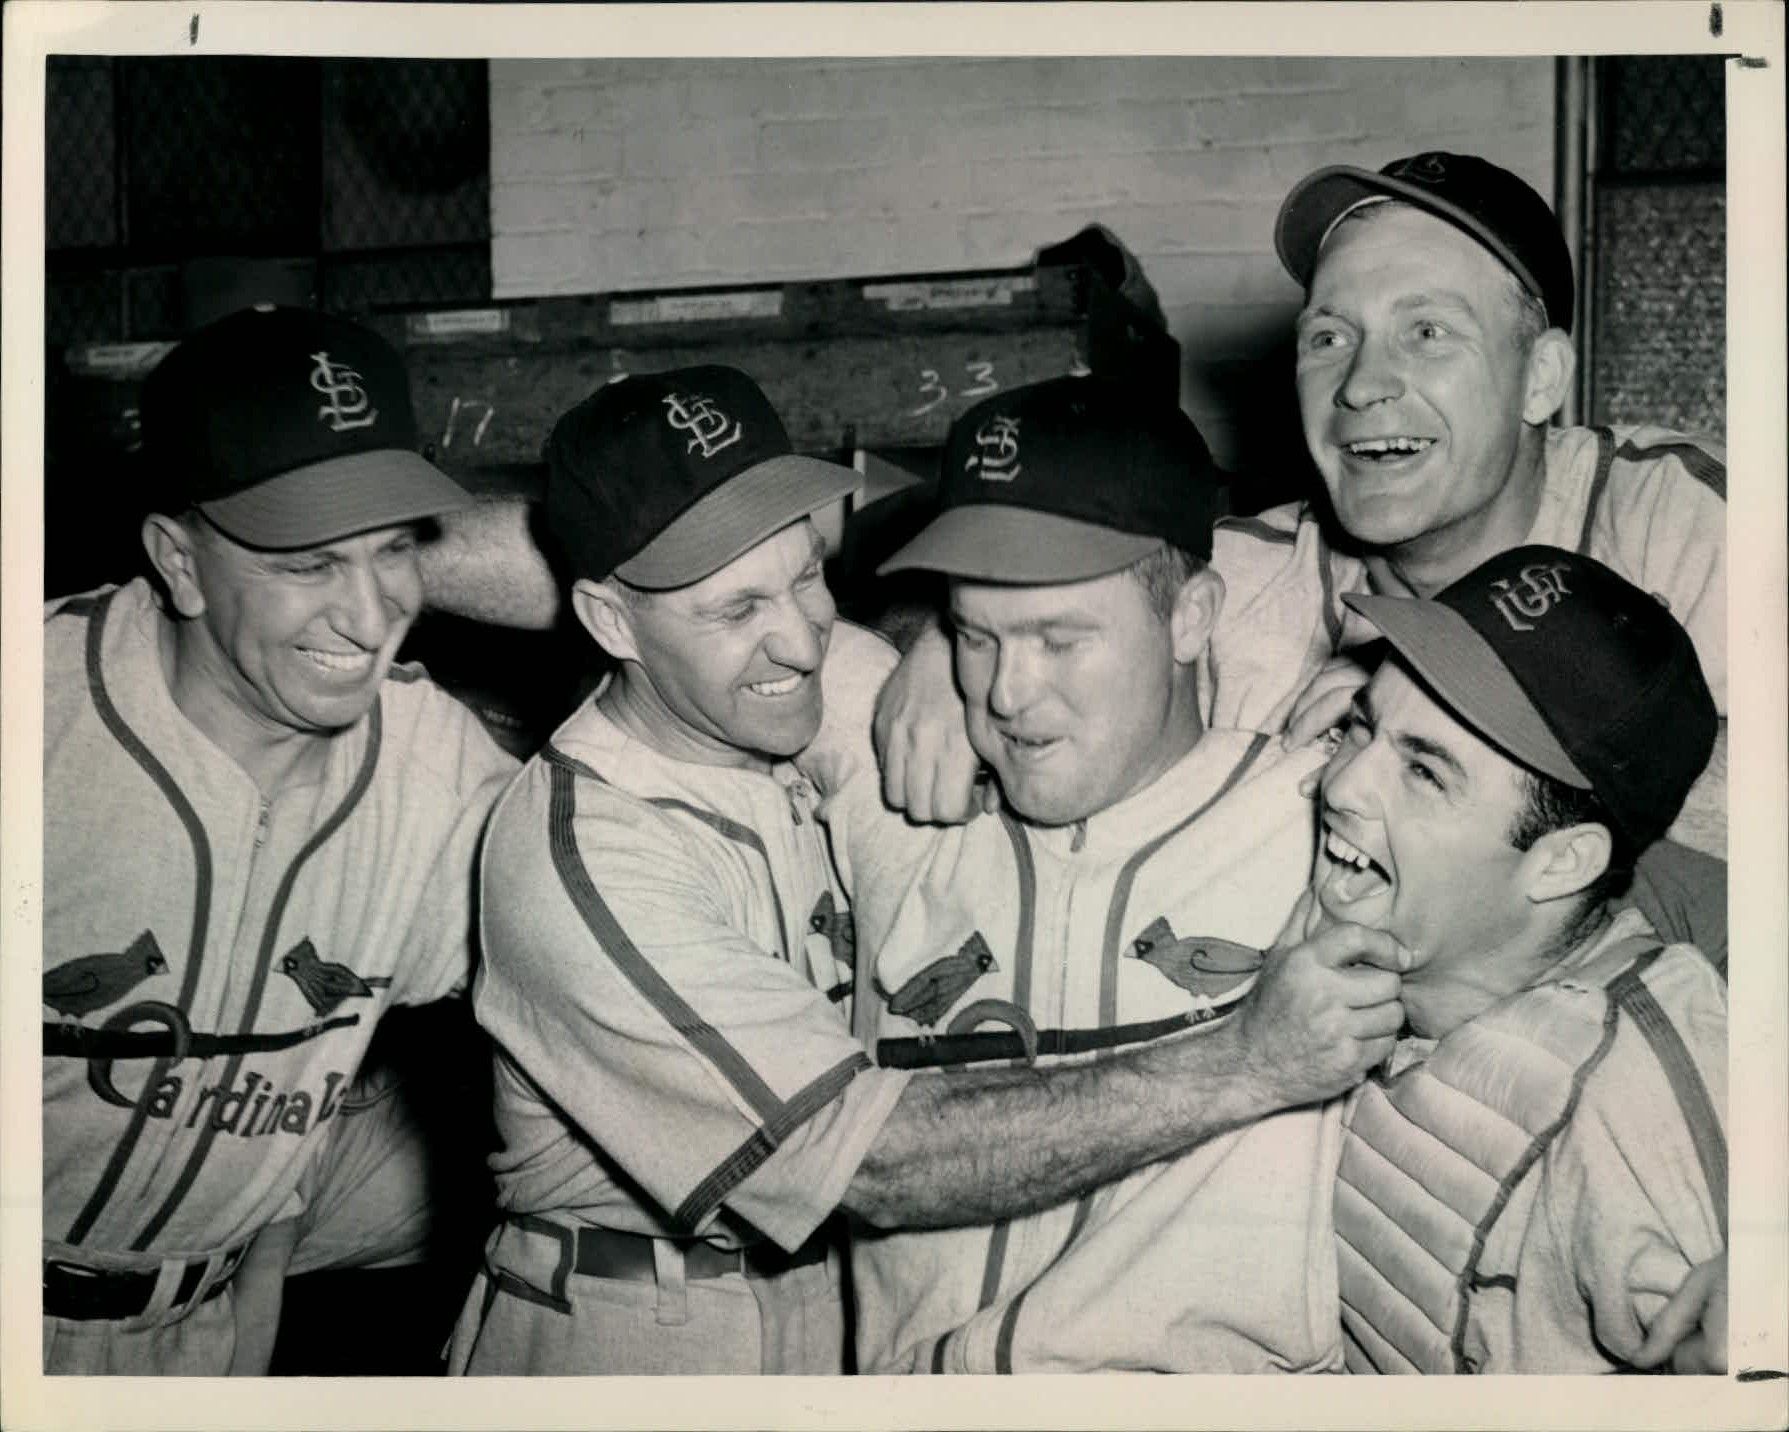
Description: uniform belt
xmin=570 ymin=1226 xmax=825 ymax=1283
xmin=43 ymin=1250 xmax=241 ymax=1322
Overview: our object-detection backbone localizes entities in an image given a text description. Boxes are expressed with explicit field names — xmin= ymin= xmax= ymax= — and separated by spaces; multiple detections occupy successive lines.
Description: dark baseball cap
xmin=140 ymin=305 xmax=471 ymax=549
xmin=878 ymin=375 xmax=1221 ymax=583
xmin=1276 ymin=151 xmax=1575 ymax=332
xmin=1344 ymin=546 xmax=1715 ymax=850
xmin=544 ymin=366 xmax=859 ymax=589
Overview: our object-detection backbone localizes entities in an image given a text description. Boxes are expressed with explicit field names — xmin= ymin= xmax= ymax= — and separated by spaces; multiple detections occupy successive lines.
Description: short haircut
xmin=1126 ymin=543 xmax=1205 ymax=621
xmin=1506 ymin=766 xmax=1637 ymax=913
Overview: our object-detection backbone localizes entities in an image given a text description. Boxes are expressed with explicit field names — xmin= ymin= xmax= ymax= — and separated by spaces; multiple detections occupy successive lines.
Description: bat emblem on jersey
xmin=44 ymin=930 xmax=169 ymax=1017
xmin=1128 ymin=918 xmax=1261 ymax=1002
xmin=883 ymin=931 xmax=998 ymax=1028
xmin=278 ymin=938 xmax=392 ymax=1016
xmin=943 ymin=998 xmax=1040 ymax=1068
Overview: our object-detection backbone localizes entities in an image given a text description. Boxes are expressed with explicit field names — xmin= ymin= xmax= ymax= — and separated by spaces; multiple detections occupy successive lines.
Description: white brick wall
xmin=489 ymin=56 xmax=1554 ymax=468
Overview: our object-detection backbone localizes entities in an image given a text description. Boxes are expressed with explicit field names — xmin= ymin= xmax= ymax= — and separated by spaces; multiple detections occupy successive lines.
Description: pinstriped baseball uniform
xmin=1204 ymin=424 xmax=1727 ymax=735
xmin=824 ymin=729 xmax=1343 ymax=1374
xmin=42 ymin=579 xmax=516 ymax=1374
xmin=448 ymin=692 xmax=911 ymax=1375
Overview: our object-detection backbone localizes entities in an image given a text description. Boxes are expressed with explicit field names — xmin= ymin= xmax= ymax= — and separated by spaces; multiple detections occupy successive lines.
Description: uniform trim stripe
xmin=1577 ymin=428 xmax=1618 ymax=554
xmin=647 ymin=797 xmax=790 ymax=963
xmin=134 ymin=703 xmax=384 ymax=1249
xmin=996 ymin=812 xmax=1039 ymax=1043
xmin=671 ymin=1052 xmax=868 ymax=1232
xmin=978 ymin=1220 xmax=1012 ymax=1310
xmin=544 ymin=762 xmax=786 ymax=1124
xmin=972 ymin=816 xmax=1036 ymax=1334
xmin=1615 ymin=438 xmax=1726 ymax=499
xmin=1096 ymin=732 xmax=1273 ymax=1029
xmin=995 ymin=1176 xmax=1099 ymax=1373
xmin=1316 ymin=526 xmax=1345 ymax=653
xmin=66 ymin=589 xmax=216 ymax=1245
xmin=1609 ymin=958 xmax=1728 ymax=1243
xmin=1447 ymin=984 xmax=1621 ymax=1371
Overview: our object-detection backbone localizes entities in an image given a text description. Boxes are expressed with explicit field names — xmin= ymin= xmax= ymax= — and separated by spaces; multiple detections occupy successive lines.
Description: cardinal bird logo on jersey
xmin=44 ymin=930 xmax=170 ymax=1018
xmin=809 ymin=891 xmax=855 ymax=965
xmin=1127 ymin=917 xmax=1262 ymax=1003
xmin=278 ymin=938 xmax=391 ymax=1017
xmin=884 ymin=931 xmax=999 ymax=1028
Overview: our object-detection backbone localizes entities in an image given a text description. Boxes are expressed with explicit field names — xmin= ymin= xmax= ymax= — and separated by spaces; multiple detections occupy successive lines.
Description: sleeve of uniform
xmin=1205 ymin=504 xmax=1356 ymax=735
xmin=1596 ymin=431 xmax=1727 ymax=713
xmin=476 ymin=769 xmax=910 ymax=1252
xmin=388 ymin=679 xmax=520 ymax=1006
xmin=1520 ymin=972 xmax=1727 ymax=1365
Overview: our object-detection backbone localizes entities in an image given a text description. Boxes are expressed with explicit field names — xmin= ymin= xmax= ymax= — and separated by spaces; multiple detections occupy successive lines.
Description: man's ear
xmin=1520 ymin=328 xmax=1576 ymax=426
xmin=1170 ymin=565 xmax=1226 ymax=666
xmin=141 ymin=513 xmax=207 ymax=619
xmin=570 ymin=578 xmax=640 ymax=664
xmin=1521 ymin=821 xmax=1612 ymax=905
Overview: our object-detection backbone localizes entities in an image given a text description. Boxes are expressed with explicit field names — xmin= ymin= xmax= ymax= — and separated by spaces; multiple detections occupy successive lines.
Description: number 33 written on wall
xmin=908 ymin=361 xmax=1000 ymax=417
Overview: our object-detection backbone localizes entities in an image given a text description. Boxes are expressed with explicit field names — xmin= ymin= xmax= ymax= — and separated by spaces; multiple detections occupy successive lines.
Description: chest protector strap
xmin=1336 ymin=936 xmax=1721 ymax=1373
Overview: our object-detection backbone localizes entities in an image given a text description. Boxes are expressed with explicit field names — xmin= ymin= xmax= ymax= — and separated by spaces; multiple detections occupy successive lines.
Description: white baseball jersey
xmin=824 ymin=729 xmax=1343 ymax=1374
xmin=43 ymin=582 xmax=514 ymax=1355
xmin=1205 ymin=423 xmax=1727 ymax=734
xmin=458 ymin=692 xmax=911 ymax=1372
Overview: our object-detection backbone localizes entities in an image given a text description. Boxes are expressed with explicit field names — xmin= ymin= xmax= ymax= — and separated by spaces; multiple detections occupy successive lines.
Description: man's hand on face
xmin=1633 ymin=1253 xmax=1728 ymax=1374
xmin=871 ymin=619 xmax=995 ymax=824
xmin=1230 ymin=890 xmax=1421 ymax=1109
xmin=1284 ymin=654 xmax=1374 ymax=749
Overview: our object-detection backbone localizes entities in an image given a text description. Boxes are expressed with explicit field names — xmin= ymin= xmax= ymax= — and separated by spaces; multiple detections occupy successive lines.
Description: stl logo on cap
xmin=662 ymin=390 xmax=743 ymax=459
xmin=1488 ymin=560 xmax=1573 ymax=632
xmin=309 ymin=350 xmax=378 ymax=433
xmin=1396 ymin=152 xmax=1452 ymax=185
xmin=965 ymin=414 xmax=1022 ymax=483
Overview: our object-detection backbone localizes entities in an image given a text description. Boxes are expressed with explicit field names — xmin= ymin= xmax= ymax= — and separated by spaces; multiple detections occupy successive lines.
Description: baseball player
xmin=42 ymin=306 xmax=517 ymax=1374
xmin=875 ymin=150 xmax=1726 ymax=959
xmin=1314 ymin=546 xmax=1725 ymax=1372
xmin=802 ymin=375 xmax=1402 ymax=1374
xmin=447 ymin=366 xmax=1412 ymax=1376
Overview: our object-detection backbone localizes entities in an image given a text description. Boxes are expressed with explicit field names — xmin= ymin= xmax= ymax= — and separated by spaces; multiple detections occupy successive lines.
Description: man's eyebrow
xmin=1391 ymin=728 xmax=1469 ymax=783
xmin=950 ymin=611 xmax=1098 ymax=638
xmin=1390 ymin=290 xmax=1478 ymax=315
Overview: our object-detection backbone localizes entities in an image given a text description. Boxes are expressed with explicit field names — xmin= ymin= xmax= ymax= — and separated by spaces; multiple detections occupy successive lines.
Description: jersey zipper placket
xmin=129 ymin=708 xmax=384 ymax=1249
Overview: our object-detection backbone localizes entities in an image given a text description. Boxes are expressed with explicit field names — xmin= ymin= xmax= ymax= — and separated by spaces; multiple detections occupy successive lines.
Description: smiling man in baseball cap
xmin=42 ymin=305 xmax=516 ymax=1374
xmin=1209 ymin=150 xmax=1726 ymax=856
xmin=1315 ymin=544 xmax=1726 ymax=1373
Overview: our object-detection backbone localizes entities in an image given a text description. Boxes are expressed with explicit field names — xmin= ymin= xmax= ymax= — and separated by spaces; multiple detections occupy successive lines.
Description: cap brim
xmin=1345 ymin=591 xmax=1591 ymax=789
xmin=197 ymin=449 xmax=472 ymax=550
xmin=615 ymin=453 xmax=860 ymax=589
xmin=878 ymin=506 xmax=1162 ymax=584
xmin=1275 ymin=165 xmax=1549 ymax=317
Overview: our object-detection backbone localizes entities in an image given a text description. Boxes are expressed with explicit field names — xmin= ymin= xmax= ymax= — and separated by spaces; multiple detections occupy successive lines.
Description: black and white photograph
xmin=3 ymin=3 xmax=1784 ymax=1428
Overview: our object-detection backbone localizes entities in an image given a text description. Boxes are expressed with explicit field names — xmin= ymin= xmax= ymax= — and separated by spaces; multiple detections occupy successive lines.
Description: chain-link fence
xmin=1589 ymin=56 xmax=1726 ymax=438
xmin=45 ymin=57 xmax=491 ymax=347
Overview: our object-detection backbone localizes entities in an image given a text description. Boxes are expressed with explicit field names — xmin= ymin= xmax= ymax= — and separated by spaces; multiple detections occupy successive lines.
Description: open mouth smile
xmin=1322 ymin=826 xmax=1393 ymax=905
xmin=1342 ymin=436 xmax=1435 ymax=462
xmin=299 ymin=647 xmax=376 ymax=677
xmin=746 ymin=673 xmax=806 ymax=697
